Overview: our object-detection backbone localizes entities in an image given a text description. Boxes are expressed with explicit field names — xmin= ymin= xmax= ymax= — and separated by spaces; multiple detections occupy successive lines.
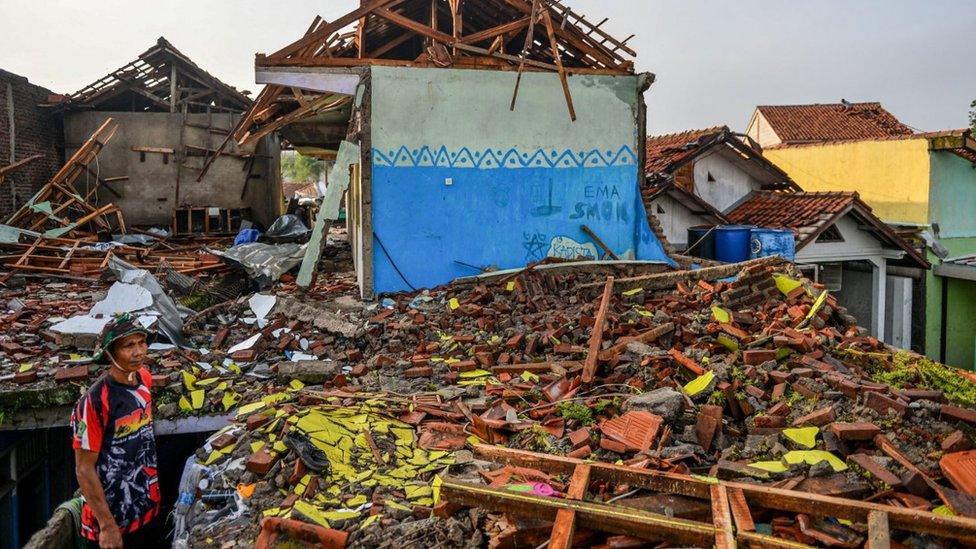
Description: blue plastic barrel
xmin=686 ymin=225 xmax=716 ymax=259
xmin=750 ymin=228 xmax=796 ymax=261
xmin=714 ymin=225 xmax=753 ymax=263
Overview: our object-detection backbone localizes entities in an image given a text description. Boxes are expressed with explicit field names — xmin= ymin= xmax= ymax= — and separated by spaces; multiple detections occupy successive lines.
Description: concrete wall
xmin=648 ymin=193 xmax=705 ymax=249
xmin=763 ymin=138 xmax=931 ymax=224
xmin=929 ymin=150 xmax=976 ymax=239
xmin=64 ymin=111 xmax=281 ymax=228
xmin=925 ymin=237 xmax=976 ymax=370
xmin=366 ymin=66 xmax=671 ymax=294
xmin=692 ymin=148 xmax=767 ymax=213
xmin=795 ymin=215 xmax=884 ymax=263
xmin=0 ymin=69 xmax=63 ymax=218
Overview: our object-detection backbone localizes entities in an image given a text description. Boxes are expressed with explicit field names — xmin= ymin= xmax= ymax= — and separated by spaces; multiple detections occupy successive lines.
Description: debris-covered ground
xmin=4 ymin=225 xmax=976 ymax=547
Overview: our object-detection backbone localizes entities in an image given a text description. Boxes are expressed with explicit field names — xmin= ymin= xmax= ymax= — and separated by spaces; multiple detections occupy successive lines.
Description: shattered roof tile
xmin=644 ymin=126 xmax=729 ymax=175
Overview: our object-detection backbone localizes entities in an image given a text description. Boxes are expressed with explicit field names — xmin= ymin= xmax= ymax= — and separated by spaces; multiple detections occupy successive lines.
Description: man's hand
xmin=98 ymin=522 xmax=124 ymax=549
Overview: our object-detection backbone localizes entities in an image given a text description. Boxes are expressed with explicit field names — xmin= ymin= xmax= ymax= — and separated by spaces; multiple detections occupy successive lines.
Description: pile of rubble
xmin=170 ymin=256 xmax=976 ymax=547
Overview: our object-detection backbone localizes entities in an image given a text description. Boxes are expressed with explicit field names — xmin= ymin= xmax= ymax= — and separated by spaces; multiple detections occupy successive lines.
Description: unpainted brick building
xmin=0 ymin=69 xmax=64 ymax=218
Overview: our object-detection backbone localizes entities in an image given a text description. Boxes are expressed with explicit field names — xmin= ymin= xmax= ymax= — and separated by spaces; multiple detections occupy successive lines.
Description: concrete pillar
xmin=870 ymin=257 xmax=887 ymax=342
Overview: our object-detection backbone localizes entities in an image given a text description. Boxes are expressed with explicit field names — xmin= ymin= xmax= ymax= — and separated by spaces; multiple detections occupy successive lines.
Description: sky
xmin=1 ymin=0 xmax=973 ymax=135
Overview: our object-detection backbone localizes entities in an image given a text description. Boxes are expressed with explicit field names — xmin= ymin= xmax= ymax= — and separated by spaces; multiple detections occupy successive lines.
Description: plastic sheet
xmin=107 ymin=256 xmax=190 ymax=347
xmin=263 ymin=214 xmax=310 ymax=244
xmin=211 ymin=242 xmax=307 ymax=286
xmin=233 ymin=228 xmax=261 ymax=247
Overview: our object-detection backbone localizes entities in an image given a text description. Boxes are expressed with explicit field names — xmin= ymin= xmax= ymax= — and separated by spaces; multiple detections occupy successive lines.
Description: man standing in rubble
xmin=71 ymin=313 xmax=160 ymax=548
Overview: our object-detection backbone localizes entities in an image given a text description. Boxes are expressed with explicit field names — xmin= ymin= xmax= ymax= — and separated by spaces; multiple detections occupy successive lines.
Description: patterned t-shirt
xmin=71 ymin=368 xmax=160 ymax=540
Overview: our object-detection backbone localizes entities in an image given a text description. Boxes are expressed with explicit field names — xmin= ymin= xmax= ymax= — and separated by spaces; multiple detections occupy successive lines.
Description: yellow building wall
xmin=763 ymin=139 xmax=931 ymax=224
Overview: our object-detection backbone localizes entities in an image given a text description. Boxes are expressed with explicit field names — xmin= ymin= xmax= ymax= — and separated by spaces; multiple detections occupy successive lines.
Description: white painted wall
xmin=745 ymin=110 xmax=782 ymax=148
xmin=648 ymin=194 xmax=708 ymax=249
xmin=796 ymin=215 xmax=884 ymax=263
xmin=692 ymin=148 xmax=769 ymax=213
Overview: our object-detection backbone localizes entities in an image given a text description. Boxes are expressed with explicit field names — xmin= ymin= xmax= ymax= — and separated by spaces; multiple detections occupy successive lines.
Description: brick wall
xmin=0 ymin=69 xmax=63 ymax=218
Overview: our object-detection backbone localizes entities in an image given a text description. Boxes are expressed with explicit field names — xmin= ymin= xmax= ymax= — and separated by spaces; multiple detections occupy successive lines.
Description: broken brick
xmin=568 ymin=427 xmax=591 ymax=449
xmin=848 ymin=453 xmax=902 ymax=488
xmin=942 ymin=431 xmax=972 ymax=453
xmin=829 ymin=422 xmax=881 ymax=441
xmin=54 ymin=365 xmax=89 ymax=383
xmin=792 ymin=406 xmax=835 ymax=427
xmin=245 ymin=449 xmax=279 ymax=475
xmin=864 ymin=392 xmax=907 ymax=417
xmin=743 ymin=349 xmax=777 ymax=365
xmin=404 ymin=366 xmax=433 ymax=378
xmin=941 ymin=405 xmax=976 ymax=426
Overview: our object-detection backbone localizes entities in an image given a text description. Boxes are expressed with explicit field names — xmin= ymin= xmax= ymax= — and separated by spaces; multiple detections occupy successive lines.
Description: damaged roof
xmin=644 ymin=126 xmax=799 ymax=191
xmin=727 ymin=191 xmax=930 ymax=268
xmin=755 ymin=102 xmax=914 ymax=145
xmin=234 ymin=0 xmax=638 ymax=147
xmin=54 ymin=37 xmax=252 ymax=114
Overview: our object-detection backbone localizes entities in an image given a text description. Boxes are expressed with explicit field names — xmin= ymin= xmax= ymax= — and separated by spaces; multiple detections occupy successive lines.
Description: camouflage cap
xmin=92 ymin=312 xmax=149 ymax=364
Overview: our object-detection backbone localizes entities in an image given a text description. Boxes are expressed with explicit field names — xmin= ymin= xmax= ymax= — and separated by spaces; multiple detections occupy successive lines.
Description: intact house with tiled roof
xmin=642 ymin=126 xmax=798 ymax=250
xmin=728 ymin=191 xmax=929 ymax=349
xmin=745 ymin=101 xmax=976 ymax=369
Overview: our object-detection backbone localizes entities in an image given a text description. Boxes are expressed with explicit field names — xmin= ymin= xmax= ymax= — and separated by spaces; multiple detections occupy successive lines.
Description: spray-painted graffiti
xmin=547 ymin=236 xmax=598 ymax=260
xmin=523 ymin=233 xmax=548 ymax=262
xmin=569 ymin=184 xmax=629 ymax=223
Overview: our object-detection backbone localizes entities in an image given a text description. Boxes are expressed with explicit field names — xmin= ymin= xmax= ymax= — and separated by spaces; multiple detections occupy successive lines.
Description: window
xmin=816 ymin=225 xmax=845 ymax=243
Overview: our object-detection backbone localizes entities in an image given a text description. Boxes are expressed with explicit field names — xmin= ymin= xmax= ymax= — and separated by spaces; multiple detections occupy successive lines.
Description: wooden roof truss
xmin=233 ymin=0 xmax=637 ymax=146
xmin=58 ymin=38 xmax=252 ymax=114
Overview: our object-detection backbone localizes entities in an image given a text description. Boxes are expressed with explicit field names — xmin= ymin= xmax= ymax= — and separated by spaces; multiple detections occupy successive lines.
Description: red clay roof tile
xmin=645 ymin=126 xmax=728 ymax=175
xmin=757 ymin=102 xmax=913 ymax=144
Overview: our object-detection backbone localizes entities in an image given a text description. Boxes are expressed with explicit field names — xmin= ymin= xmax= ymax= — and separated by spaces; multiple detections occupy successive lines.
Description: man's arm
xmin=75 ymin=449 xmax=123 ymax=549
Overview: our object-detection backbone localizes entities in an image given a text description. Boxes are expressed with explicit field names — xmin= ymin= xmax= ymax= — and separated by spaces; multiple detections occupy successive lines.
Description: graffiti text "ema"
xmin=569 ymin=185 xmax=629 ymax=223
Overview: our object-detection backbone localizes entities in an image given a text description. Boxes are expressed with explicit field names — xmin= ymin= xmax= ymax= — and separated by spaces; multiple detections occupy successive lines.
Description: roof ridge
xmin=646 ymin=126 xmax=729 ymax=142
xmin=757 ymin=101 xmax=882 ymax=110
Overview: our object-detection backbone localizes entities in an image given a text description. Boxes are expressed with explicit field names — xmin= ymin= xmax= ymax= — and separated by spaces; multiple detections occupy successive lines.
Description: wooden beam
xmin=372 ymin=6 xmax=457 ymax=45
xmin=868 ymin=510 xmax=890 ymax=549
xmin=581 ymin=276 xmax=613 ymax=384
xmin=0 ymin=154 xmax=43 ymax=178
xmin=581 ymin=224 xmax=618 ymax=260
xmin=548 ymin=464 xmax=590 ymax=549
xmin=510 ymin=0 xmax=540 ymax=111
xmin=471 ymin=444 xmax=976 ymax=544
xmin=710 ymin=485 xmax=736 ymax=549
xmin=268 ymin=0 xmax=403 ymax=59
xmin=440 ymin=477 xmax=717 ymax=547
xmin=597 ymin=322 xmax=674 ymax=361
xmin=458 ymin=16 xmax=531 ymax=44
xmin=540 ymin=9 xmax=576 ymax=121
xmin=727 ymin=486 xmax=756 ymax=533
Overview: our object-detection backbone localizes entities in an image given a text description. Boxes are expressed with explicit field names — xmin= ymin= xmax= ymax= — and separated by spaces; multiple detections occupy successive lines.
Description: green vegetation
xmin=970 ymin=99 xmax=976 ymax=133
xmin=865 ymin=351 xmax=976 ymax=407
xmin=592 ymin=398 xmax=619 ymax=414
xmin=281 ymin=152 xmax=325 ymax=183
xmin=557 ymin=401 xmax=594 ymax=425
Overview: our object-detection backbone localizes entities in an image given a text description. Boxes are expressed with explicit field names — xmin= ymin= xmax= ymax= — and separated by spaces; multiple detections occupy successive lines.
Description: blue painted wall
xmin=368 ymin=67 xmax=671 ymax=294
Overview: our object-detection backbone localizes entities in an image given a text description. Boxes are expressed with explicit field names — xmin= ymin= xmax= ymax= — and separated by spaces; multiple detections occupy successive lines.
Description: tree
xmin=281 ymin=152 xmax=325 ymax=183
xmin=971 ymin=99 xmax=976 ymax=133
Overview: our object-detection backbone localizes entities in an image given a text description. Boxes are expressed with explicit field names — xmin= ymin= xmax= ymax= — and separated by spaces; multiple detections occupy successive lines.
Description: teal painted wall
xmin=367 ymin=67 xmax=672 ymax=293
xmin=929 ymin=150 xmax=976 ymax=238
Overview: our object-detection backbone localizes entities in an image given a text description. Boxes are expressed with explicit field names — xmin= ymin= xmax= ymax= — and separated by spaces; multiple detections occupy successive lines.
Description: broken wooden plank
xmin=440 ymin=476 xmax=717 ymax=547
xmin=548 ymin=464 xmax=590 ymax=549
xmin=581 ymin=275 xmax=613 ymax=384
xmin=710 ymin=484 xmax=735 ymax=549
xmin=867 ymin=510 xmax=890 ymax=549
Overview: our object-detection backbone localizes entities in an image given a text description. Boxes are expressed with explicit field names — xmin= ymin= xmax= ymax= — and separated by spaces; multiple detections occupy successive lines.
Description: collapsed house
xmin=48 ymin=38 xmax=282 ymax=231
xmin=642 ymin=126 xmax=799 ymax=250
xmin=232 ymin=0 xmax=673 ymax=297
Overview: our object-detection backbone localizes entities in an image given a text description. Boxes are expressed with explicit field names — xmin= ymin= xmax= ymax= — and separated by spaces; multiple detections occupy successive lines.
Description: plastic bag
xmin=263 ymin=214 xmax=311 ymax=244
